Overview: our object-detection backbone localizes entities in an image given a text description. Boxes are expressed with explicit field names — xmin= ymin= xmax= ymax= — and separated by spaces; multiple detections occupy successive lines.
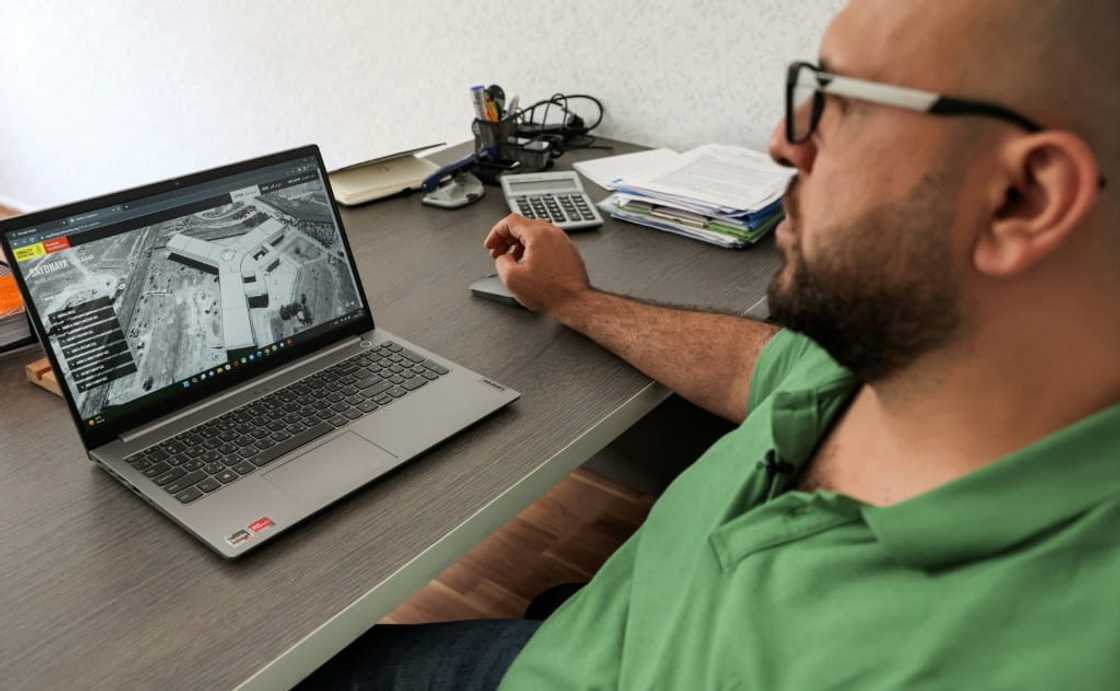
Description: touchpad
xmin=263 ymin=431 xmax=400 ymax=506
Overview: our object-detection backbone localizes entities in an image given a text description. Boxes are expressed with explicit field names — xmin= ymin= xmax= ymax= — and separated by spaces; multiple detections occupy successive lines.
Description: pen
xmin=486 ymin=84 xmax=506 ymax=120
xmin=470 ymin=85 xmax=487 ymax=121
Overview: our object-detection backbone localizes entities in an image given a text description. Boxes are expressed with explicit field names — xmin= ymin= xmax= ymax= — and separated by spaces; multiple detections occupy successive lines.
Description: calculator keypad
xmin=515 ymin=194 xmax=597 ymax=225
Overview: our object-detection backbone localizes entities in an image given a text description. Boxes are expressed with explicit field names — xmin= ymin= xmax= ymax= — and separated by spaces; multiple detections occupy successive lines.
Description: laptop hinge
xmin=120 ymin=335 xmax=363 ymax=444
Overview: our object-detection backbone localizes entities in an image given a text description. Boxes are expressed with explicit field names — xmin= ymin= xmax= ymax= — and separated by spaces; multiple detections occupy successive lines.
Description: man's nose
xmin=768 ymin=119 xmax=816 ymax=173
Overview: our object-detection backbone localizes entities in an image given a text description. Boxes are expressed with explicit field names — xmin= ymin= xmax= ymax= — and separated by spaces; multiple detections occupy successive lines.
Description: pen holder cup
xmin=472 ymin=117 xmax=518 ymax=161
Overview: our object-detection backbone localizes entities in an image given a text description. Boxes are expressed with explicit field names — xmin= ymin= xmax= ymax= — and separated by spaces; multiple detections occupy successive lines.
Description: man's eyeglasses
xmin=784 ymin=61 xmax=1107 ymax=189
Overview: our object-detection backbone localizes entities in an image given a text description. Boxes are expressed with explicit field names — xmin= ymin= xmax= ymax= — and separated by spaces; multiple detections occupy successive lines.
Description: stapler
xmin=420 ymin=152 xmax=486 ymax=209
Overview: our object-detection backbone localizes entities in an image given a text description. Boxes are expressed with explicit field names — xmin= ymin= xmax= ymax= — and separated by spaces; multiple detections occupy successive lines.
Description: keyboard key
xmin=328 ymin=415 xmax=348 ymax=428
xmin=362 ymin=381 xmax=393 ymax=397
xmin=390 ymin=375 xmax=405 ymax=384
xmin=154 ymin=467 xmax=187 ymax=487
xmin=331 ymin=401 xmax=350 ymax=413
xmin=175 ymin=486 xmax=204 ymax=504
xmin=147 ymin=447 xmax=168 ymax=461
xmin=422 ymin=360 xmax=450 ymax=375
xmin=374 ymin=394 xmax=393 ymax=405
xmin=143 ymin=462 xmax=170 ymax=478
xmin=232 ymin=461 xmax=256 ymax=476
xmin=215 ymin=469 xmax=239 ymax=484
xmin=388 ymin=386 xmax=407 ymax=398
xmin=343 ymin=408 xmax=362 ymax=420
xmin=165 ymin=471 xmax=207 ymax=494
xmin=164 ymin=441 xmax=185 ymax=454
xmin=271 ymin=430 xmax=292 ymax=442
xmin=204 ymin=462 xmax=224 ymax=475
xmin=345 ymin=395 xmax=364 ymax=406
xmin=197 ymin=477 xmax=222 ymax=493
xmin=182 ymin=459 xmax=204 ymax=472
xmin=358 ymin=400 xmax=379 ymax=413
xmin=385 ymin=342 xmax=402 ymax=352
xmin=421 ymin=371 xmax=439 ymax=381
xmin=402 ymin=377 xmax=427 ymax=391
xmin=254 ymin=438 xmax=276 ymax=450
xmin=250 ymin=421 xmax=334 ymax=467
xmin=238 ymin=447 xmax=258 ymax=460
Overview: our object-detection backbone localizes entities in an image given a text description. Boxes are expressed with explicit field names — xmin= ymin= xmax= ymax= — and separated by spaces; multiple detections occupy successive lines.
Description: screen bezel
xmin=0 ymin=145 xmax=375 ymax=450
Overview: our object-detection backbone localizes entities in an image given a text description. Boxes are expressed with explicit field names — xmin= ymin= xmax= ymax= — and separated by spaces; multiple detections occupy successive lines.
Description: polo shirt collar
xmin=863 ymin=401 xmax=1120 ymax=570
xmin=765 ymin=352 xmax=1120 ymax=572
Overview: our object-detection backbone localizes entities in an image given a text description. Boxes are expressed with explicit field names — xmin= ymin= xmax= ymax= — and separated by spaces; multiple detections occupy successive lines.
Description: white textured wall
xmin=0 ymin=0 xmax=843 ymax=211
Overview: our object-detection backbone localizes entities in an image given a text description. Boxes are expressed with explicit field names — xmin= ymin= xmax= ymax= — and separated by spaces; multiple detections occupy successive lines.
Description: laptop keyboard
xmin=122 ymin=340 xmax=450 ymax=505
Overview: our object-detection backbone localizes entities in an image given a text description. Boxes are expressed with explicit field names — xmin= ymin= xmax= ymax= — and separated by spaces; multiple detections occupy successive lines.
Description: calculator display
xmin=507 ymin=179 xmax=578 ymax=194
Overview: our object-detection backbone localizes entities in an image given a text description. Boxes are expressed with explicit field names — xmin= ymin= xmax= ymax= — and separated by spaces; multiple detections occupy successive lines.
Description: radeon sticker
xmin=226 ymin=529 xmax=252 ymax=547
xmin=249 ymin=516 xmax=274 ymax=533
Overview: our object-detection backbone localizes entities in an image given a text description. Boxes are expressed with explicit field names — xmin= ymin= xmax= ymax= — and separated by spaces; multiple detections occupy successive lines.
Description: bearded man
xmin=301 ymin=1 xmax=1118 ymax=688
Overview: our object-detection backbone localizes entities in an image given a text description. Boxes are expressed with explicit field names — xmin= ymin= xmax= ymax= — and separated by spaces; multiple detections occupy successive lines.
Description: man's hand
xmin=482 ymin=212 xmax=779 ymax=423
xmin=484 ymin=214 xmax=590 ymax=315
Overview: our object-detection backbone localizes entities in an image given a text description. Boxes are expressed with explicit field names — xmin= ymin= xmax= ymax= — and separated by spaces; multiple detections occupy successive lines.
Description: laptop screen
xmin=3 ymin=147 xmax=371 ymax=443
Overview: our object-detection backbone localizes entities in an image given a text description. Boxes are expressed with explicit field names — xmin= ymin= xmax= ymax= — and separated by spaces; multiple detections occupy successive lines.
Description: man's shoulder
xmin=746 ymin=329 xmax=847 ymax=414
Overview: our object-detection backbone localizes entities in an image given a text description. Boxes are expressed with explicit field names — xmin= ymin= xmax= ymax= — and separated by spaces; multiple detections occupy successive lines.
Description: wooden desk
xmin=0 ymin=138 xmax=780 ymax=690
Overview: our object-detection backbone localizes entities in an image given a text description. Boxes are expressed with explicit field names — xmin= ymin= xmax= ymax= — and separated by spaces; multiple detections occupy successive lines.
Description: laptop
xmin=0 ymin=145 xmax=519 ymax=558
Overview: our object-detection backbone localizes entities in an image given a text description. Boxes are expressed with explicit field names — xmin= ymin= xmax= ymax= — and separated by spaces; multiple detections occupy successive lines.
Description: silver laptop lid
xmin=0 ymin=145 xmax=375 ymax=450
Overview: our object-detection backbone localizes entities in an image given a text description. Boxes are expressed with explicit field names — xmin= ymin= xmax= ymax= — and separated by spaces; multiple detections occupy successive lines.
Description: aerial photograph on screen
xmin=20 ymin=179 xmax=362 ymax=418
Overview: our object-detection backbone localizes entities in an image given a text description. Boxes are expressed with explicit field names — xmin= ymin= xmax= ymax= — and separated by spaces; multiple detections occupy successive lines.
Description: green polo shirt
xmin=499 ymin=329 xmax=1120 ymax=689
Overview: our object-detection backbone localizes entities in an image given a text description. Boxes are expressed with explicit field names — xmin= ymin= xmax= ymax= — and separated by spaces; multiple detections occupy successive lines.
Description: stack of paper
xmin=596 ymin=144 xmax=793 ymax=249
xmin=573 ymin=148 xmax=680 ymax=191
xmin=0 ymin=259 xmax=34 ymax=353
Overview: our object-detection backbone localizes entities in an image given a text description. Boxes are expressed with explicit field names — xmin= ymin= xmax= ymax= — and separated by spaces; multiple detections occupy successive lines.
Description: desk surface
xmin=0 ymin=138 xmax=780 ymax=690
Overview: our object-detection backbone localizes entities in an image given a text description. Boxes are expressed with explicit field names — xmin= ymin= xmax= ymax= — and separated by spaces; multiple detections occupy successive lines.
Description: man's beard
xmin=767 ymin=174 xmax=962 ymax=382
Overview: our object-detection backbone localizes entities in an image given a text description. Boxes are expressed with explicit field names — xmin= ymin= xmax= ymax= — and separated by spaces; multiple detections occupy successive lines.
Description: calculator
xmin=500 ymin=171 xmax=603 ymax=231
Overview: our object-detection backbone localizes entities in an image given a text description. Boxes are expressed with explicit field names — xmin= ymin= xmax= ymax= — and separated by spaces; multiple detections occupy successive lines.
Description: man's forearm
xmin=550 ymin=289 xmax=780 ymax=423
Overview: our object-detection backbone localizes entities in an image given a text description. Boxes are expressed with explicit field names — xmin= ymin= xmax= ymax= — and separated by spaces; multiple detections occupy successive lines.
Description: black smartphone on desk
xmin=470 ymin=274 xmax=524 ymax=308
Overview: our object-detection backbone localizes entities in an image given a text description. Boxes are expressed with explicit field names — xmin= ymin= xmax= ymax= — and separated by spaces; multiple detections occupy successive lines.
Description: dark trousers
xmin=295 ymin=619 xmax=542 ymax=691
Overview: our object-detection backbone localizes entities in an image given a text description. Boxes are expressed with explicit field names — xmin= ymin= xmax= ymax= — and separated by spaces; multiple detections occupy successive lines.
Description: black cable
xmin=515 ymin=93 xmax=605 ymax=138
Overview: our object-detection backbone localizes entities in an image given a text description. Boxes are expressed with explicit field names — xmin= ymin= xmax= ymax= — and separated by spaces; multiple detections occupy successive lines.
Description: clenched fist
xmin=483 ymin=214 xmax=591 ymax=315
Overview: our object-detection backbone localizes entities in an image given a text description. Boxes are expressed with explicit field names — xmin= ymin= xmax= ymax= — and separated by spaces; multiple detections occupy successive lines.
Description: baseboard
xmin=0 ymin=193 xmax=30 ymax=213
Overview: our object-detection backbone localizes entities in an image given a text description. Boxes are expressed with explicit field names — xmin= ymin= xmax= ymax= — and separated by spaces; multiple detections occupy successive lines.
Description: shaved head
xmin=767 ymin=0 xmax=1119 ymax=383
xmin=968 ymin=1 xmax=1120 ymax=180
xmin=827 ymin=0 xmax=1118 ymax=211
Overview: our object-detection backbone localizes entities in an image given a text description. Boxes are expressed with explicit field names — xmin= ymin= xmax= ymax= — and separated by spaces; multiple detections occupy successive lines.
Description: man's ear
xmin=974 ymin=131 xmax=1101 ymax=277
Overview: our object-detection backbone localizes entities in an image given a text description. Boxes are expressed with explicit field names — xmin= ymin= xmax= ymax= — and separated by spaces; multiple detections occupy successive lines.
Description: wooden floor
xmin=1 ymin=196 xmax=654 ymax=623
xmin=383 ymin=468 xmax=654 ymax=623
